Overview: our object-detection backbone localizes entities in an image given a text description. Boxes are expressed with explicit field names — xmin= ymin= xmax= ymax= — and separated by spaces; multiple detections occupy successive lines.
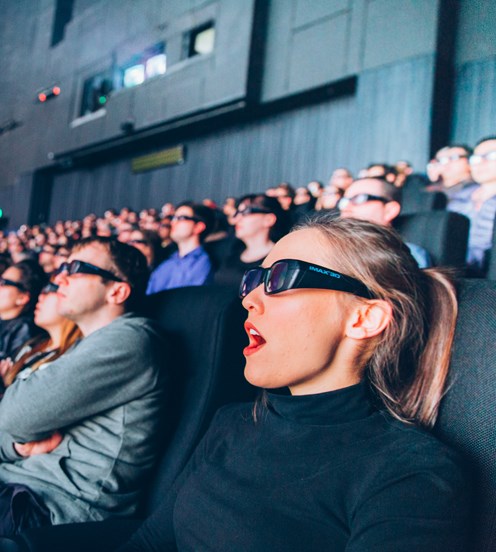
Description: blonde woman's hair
xmin=5 ymin=319 xmax=82 ymax=386
xmin=295 ymin=216 xmax=458 ymax=428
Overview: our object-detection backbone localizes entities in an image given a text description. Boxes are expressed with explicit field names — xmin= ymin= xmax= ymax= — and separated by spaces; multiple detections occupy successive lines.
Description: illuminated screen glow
xmin=146 ymin=54 xmax=167 ymax=78
xmin=123 ymin=64 xmax=145 ymax=88
xmin=194 ymin=27 xmax=215 ymax=55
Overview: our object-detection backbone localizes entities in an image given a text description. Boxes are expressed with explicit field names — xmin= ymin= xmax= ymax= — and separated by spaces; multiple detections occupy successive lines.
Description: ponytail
xmin=393 ymin=269 xmax=457 ymax=427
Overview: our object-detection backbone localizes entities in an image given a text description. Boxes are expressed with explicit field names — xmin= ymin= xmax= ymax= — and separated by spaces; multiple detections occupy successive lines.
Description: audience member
xmin=271 ymin=183 xmax=295 ymax=212
xmin=147 ymin=202 xmax=214 ymax=294
xmin=0 ymin=237 xmax=169 ymax=535
xmin=0 ymin=260 xmax=47 ymax=362
xmin=119 ymin=217 xmax=469 ymax=551
xmin=129 ymin=229 xmax=163 ymax=270
xmin=221 ymin=197 xmax=237 ymax=224
xmin=0 ymin=282 xmax=82 ymax=388
xmin=428 ymin=145 xmax=478 ymax=217
xmin=38 ymin=244 xmax=57 ymax=275
xmin=306 ymin=180 xmax=324 ymax=200
xmin=214 ymin=194 xmax=287 ymax=287
xmin=53 ymin=245 xmax=70 ymax=270
xmin=338 ymin=177 xmax=431 ymax=268
xmin=365 ymin=163 xmax=398 ymax=184
xmin=466 ymin=136 xmax=496 ymax=275
xmin=292 ymin=186 xmax=316 ymax=222
xmin=394 ymin=160 xmax=413 ymax=187
xmin=315 ymin=184 xmax=343 ymax=215
xmin=328 ymin=168 xmax=353 ymax=191
xmin=117 ymin=222 xmax=137 ymax=244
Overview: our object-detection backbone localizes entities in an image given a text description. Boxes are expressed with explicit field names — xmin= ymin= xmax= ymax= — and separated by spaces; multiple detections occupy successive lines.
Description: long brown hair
xmin=295 ymin=215 xmax=457 ymax=428
xmin=4 ymin=319 xmax=82 ymax=386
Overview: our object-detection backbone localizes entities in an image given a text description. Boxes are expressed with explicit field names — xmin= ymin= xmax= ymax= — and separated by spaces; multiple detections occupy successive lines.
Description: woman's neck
xmin=46 ymin=326 xmax=63 ymax=349
xmin=241 ymin=235 xmax=274 ymax=263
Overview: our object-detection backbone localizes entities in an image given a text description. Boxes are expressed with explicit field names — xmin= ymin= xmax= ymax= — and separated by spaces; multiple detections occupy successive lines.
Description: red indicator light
xmin=52 ymin=86 xmax=61 ymax=95
xmin=38 ymin=93 xmax=47 ymax=102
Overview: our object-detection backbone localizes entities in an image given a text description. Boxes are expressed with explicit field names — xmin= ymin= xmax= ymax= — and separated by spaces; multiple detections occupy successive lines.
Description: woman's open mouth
xmin=243 ymin=322 xmax=266 ymax=356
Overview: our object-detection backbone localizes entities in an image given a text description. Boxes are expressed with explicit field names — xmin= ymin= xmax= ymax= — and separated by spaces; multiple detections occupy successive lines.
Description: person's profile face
xmin=294 ymin=187 xmax=311 ymax=205
xmin=241 ymin=228 xmax=355 ymax=395
xmin=129 ymin=230 xmax=153 ymax=266
xmin=0 ymin=266 xmax=28 ymax=317
xmin=436 ymin=146 xmax=471 ymax=186
xmin=170 ymin=206 xmax=200 ymax=243
xmin=330 ymin=169 xmax=353 ymax=190
xmin=471 ymin=140 xmax=496 ymax=185
xmin=340 ymin=180 xmax=390 ymax=226
xmin=233 ymin=202 xmax=274 ymax=241
xmin=54 ymin=244 xmax=115 ymax=322
xmin=320 ymin=186 xmax=341 ymax=209
xmin=35 ymin=289 xmax=64 ymax=329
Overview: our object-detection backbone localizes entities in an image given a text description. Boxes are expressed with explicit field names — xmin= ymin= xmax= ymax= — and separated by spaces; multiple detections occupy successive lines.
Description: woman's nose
xmin=242 ymin=284 xmax=265 ymax=314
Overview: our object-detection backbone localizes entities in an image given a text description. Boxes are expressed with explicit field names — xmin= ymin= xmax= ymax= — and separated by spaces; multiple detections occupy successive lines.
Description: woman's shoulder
xmin=369 ymin=412 xmax=469 ymax=480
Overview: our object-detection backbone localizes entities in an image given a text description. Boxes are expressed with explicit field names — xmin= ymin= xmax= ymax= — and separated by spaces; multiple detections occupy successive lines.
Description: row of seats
xmin=0 ymin=280 xmax=494 ymax=551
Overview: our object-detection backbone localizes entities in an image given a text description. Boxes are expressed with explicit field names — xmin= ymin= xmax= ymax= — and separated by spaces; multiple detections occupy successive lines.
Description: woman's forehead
xmin=264 ymin=228 xmax=331 ymax=267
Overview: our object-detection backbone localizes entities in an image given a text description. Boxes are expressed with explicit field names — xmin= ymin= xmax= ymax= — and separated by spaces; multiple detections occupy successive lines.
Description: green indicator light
xmin=0 ymin=209 xmax=4 ymax=218
xmin=98 ymin=96 xmax=107 ymax=105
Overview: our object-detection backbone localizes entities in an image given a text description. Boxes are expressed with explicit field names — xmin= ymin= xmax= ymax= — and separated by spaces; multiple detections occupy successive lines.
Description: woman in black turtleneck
xmin=120 ymin=217 xmax=470 ymax=552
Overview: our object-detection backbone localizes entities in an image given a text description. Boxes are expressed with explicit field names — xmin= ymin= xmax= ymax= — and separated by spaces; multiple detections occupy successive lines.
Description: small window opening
xmin=80 ymin=73 xmax=113 ymax=117
xmin=183 ymin=22 xmax=215 ymax=59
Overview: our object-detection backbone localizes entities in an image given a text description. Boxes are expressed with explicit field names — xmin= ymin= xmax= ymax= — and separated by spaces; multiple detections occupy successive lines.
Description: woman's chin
xmin=244 ymin=359 xmax=284 ymax=390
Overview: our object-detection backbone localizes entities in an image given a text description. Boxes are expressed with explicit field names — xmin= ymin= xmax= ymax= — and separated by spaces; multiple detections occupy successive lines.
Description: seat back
xmin=394 ymin=211 xmax=469 ymax=269
xmin=203 ymin=236 xmax=235 ymax=271
xmin=485 ymin=216 xmax=496 ymax=280
xmin=401 ymin=187 xmax=447 ymax=215
xmin=434 ymin=279 xmax=496 ymax=551
xmin=143 ymin=284 xmax=256 ymax=514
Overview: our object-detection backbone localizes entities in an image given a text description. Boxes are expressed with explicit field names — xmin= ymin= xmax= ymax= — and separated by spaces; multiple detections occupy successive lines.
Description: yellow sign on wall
xmin=131 ymin=145 xmax=185 ymax=173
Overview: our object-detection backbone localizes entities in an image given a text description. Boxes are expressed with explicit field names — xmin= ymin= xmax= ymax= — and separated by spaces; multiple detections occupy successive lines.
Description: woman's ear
xmin=345 ymin=300 xmax=393 ymax=340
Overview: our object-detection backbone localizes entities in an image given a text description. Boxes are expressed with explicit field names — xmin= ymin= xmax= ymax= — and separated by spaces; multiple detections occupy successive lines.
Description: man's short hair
xmin=445 ymin=144 xmax=473 ymax=156
xmin=476 ymin=136 xmax=496 ymax=147
xmin=71 ymin=237 xmax=149 ymax=311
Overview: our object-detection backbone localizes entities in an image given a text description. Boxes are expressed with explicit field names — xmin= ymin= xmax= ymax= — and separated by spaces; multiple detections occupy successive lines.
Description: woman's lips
xmin=243 ymin=322 xmax=266 ymax=356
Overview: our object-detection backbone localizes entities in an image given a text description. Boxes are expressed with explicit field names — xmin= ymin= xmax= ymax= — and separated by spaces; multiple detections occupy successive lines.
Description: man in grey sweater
xmin=0 ymin=237 xmax=169 ymax=535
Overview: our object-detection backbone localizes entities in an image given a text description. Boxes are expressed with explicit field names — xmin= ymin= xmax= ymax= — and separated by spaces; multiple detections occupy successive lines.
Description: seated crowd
xmin=0 ymin=136 xmax=492 ymax=547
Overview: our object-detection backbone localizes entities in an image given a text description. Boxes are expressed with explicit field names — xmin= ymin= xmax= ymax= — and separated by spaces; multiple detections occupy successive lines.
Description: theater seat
xmin=1 ymin=285 xmax=255 ymax=552
xmin=401 ymin=186 xmax=447 ymax=215
xmin=394 ymin=210 xmax=470 ymax=270
xmin=434 ymin=278 xmax=496 ymax=552
xmin=485 ymin=217 xmax=496 ymax=280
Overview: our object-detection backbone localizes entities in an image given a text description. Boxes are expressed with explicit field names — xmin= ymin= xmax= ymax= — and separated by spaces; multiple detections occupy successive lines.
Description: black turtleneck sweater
xmin=121 ymin=383 xmax=470 ymax=551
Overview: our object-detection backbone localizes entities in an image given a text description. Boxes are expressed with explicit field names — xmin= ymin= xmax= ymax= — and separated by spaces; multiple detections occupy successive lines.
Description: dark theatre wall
xmin=0 ymin=0 xmax=495 ymax=227
xmin=49 ymin=55 xmax=434 ymax=221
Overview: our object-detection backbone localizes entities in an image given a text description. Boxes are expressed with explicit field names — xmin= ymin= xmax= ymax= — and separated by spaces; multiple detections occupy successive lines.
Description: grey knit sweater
xmin=0 ymin=313 xmax=169 ymax=525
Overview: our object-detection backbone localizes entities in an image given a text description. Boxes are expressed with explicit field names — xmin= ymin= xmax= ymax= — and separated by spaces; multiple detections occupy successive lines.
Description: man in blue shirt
xmin=147 ymin=202 xmax=214 ymax=294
